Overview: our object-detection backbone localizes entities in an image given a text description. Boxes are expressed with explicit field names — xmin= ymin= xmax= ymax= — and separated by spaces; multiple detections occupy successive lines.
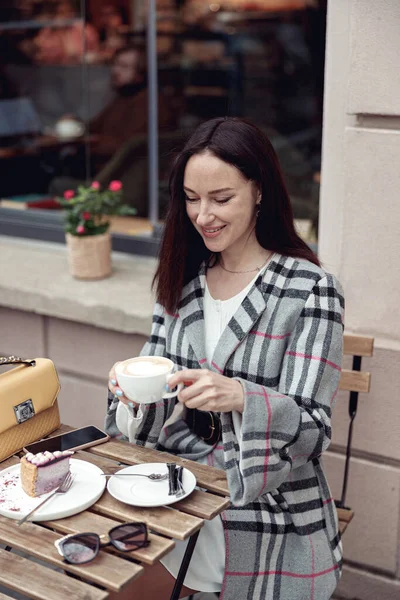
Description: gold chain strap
xmin=0 ymin=356 xmax=36 ymax=367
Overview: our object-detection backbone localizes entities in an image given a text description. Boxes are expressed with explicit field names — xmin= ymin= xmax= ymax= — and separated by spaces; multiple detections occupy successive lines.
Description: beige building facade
xmin=320 ymin=1 xmax=400 ymax=598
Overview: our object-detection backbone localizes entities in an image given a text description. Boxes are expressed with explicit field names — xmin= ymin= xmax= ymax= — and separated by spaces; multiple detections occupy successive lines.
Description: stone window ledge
xmin=0 ymin=236 xmax=156 ymax=335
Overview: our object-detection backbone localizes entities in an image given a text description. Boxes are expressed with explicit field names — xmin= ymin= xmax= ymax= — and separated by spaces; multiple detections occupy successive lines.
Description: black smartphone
xmin=23 ymin=425 xmax=110 ymax=454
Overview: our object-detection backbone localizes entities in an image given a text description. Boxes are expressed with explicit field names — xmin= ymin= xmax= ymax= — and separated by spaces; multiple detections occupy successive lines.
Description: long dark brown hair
xmin=154 ymin=117 xmax=320 ymax=312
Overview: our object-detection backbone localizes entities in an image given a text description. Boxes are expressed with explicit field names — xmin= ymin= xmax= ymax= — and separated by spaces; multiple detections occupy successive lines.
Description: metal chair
xmin=335 ymin=334 xmax=374 ymax=533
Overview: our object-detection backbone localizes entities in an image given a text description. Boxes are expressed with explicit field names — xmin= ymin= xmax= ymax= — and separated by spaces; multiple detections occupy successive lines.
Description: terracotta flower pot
xmin=65 ymin=232 xmax=112 ymax=280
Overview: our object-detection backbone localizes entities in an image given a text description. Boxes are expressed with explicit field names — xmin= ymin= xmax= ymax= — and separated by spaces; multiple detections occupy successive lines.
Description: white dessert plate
xmin=107 ymin=463 xmax=196 ymax=508
xmin=0 ymin=458 xmax=106 ymax=521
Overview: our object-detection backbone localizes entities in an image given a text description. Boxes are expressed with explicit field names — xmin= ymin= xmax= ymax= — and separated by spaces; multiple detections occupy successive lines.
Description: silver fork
xmin=101 ymin=472 xmax=168 ymax=481
xmin=17 ymin=472 xmax=74 ymax=527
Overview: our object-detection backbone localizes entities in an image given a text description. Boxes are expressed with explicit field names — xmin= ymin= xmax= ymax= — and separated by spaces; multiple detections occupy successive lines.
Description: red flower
xmin=109 ymin=180 xmax=122 ymax=192
xmin=82 ymin=212 xmax=91 ymax=221
xmin=64 ymin=190 xmax=75 ymax=200
xmin=76 ymin=225 xmax=85 ymax=234
xmin=91 ymin=181 xmax=100 ymax=190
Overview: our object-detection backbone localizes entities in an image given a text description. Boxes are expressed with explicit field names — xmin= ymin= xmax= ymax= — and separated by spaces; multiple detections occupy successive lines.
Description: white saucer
xmin=107 ymin=463 xmax=196 ymax=508
xmin=0 ymin=458 xmax=106 ymax=521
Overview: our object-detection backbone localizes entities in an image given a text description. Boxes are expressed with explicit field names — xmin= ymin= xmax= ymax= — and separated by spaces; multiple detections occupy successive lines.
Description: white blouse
xmin=116 ymin=267 xmax=267 ymax=592
xmin=160 ymin=270 xmax=263 ymax=593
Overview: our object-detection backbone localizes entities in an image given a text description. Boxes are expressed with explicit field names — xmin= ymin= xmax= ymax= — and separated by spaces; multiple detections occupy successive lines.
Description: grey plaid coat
xmin=105 ymin=253 xmax=344 ymax=599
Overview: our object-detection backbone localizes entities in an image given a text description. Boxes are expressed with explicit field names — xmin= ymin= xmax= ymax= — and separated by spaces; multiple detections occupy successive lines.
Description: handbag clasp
xmin=14 ymin=399 xmax=35 ymax=424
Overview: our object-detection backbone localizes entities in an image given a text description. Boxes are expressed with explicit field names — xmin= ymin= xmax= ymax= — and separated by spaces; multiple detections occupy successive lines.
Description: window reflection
xmin=0 ymin=1 xmax=92 ymax=206
xmin=0 ymin=0 xmax=325 ymax=245
xmin=34 ymin=1 xmax=99 ymax=65
xmin=155 ymin=0 xmax=325 ymax=241
xmin=48 ymin=43 xmax=175 ymax=219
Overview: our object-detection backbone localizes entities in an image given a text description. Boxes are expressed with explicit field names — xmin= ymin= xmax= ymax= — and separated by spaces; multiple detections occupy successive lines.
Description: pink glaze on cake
xmin=20 ymin=450 xmax=73 ymax=497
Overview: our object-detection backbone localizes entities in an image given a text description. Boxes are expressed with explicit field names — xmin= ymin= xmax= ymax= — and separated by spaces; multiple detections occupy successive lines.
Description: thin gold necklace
xmin=219 ymin=252 xmax=272 ymax=274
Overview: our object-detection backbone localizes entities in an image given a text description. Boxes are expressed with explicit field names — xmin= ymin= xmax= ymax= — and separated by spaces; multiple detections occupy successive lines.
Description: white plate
xmin=0 ymin=458 xmax=106 ymax=521
xmin=107 ymin=463 xmax=196 ymax=508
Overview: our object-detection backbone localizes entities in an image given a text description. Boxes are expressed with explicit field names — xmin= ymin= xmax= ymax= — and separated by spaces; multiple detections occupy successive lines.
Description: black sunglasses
xmin=54 ymin=522 xmax=149 ymax=564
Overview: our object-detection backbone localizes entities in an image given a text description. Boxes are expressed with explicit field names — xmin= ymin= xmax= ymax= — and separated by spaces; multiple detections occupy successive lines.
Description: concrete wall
xmin=320 ymin=1 xmax=400 ymax=598
xmin=0 ymin=306 xmax=147 ymax=430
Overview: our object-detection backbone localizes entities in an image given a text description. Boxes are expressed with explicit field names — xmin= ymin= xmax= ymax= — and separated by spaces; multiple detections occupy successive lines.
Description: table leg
xmin=169 ymin=530 xmax=200 ymax=600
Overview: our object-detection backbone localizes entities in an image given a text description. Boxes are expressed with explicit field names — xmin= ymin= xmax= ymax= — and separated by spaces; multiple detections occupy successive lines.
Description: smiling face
xmin=184 ymin=151 xmax=260 ymax=257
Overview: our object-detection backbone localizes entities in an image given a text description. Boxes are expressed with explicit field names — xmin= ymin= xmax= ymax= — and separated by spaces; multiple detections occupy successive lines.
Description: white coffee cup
xmin=55 ymin=117 xmax=85 ymax=139
xmin=115 ymin=356 xmax=183 ymax=404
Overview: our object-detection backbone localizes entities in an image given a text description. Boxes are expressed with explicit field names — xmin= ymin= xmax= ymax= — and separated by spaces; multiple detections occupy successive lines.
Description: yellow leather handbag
xmin=0 ymin=356 xmax=61 ymax=462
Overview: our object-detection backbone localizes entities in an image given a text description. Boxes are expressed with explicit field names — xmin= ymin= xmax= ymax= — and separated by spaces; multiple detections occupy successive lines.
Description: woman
xmin=106 ymin=117 xmax=344 ymax=600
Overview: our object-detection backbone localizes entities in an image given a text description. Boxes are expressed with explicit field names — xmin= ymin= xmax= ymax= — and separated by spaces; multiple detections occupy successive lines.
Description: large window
xmin=0 ymin=0 xmax=325 ymax=253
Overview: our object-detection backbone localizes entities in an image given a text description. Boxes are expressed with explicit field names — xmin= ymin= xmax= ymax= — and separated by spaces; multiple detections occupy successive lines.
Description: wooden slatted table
xmin=0 ymin=427 xmax=230 ymax=600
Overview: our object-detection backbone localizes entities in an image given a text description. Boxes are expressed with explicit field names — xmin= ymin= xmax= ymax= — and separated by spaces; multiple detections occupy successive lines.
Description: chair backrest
xmin=340 ymin=334 xmax=374 ymax=395
xmin=335 ymin=334 xmax=374 ymax=534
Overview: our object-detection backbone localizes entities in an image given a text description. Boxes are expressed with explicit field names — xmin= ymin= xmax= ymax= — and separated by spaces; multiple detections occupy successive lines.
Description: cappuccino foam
xmin=120 ymin=358 xmax=170 ymax=376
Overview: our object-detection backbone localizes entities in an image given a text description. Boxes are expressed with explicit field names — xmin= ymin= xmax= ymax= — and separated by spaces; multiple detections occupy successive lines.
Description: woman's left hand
xmin=167 ymin=369 xmax=245 ymax=413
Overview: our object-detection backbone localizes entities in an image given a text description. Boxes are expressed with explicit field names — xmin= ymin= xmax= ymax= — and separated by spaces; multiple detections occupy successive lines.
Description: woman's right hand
xmin=108 ymin=362 xmax=139 ymax=408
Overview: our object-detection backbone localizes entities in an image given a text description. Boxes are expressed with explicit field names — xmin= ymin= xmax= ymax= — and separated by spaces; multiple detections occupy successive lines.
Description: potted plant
xmin=57 ymin=180 xmax=136 ymax=280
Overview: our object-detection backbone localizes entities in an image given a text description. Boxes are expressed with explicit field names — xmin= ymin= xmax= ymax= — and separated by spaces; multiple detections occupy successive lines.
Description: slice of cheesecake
xmin=20 ymin=450 xmax=73 ymax=497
